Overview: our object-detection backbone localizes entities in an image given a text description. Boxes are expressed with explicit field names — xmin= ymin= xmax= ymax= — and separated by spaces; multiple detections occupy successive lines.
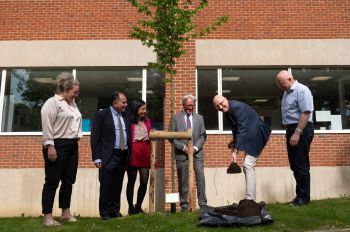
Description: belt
xmin=285 ymin=122 xmax=313 ymax=129
xmin=113 ymin=148 xmax=128 ymax=152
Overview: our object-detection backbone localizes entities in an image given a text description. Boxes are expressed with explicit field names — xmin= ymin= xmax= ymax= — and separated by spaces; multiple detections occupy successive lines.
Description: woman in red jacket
xmin=126 ymin=100 xmax=151 ymax=215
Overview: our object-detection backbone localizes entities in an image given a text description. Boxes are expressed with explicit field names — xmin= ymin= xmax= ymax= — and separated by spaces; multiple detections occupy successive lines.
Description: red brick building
xmin=0 ymin=0 xmax=349 ymax=216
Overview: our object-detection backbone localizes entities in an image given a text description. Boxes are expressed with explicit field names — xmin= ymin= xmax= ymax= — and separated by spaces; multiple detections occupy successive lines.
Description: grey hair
xmin=54 ymin=72 xmax=79 ymax=93
xmin=181 ymin=94 xmax=196 ymax=105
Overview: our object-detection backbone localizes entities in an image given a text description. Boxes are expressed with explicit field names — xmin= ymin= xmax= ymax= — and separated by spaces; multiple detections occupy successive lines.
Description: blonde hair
xmin=54 ymin=72 xmax=79 ymax=93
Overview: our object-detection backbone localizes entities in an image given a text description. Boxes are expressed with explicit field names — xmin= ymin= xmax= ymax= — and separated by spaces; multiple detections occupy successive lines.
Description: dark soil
xmin=213 ymin=199 xmax=263 ymax=217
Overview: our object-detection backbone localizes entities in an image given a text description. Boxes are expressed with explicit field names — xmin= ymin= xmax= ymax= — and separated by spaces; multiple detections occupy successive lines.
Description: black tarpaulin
xmin=198 ymin=200 xmax=273 ymax=227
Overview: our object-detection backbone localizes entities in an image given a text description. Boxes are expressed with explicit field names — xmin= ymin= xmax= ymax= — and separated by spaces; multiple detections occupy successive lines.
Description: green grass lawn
xmin=0 ymin=197 xmax=349 ymax=232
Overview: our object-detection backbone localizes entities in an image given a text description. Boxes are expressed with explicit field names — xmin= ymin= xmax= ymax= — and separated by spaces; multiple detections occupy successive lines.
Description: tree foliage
xmin=127 ymin=0 xmax=228 ymax=76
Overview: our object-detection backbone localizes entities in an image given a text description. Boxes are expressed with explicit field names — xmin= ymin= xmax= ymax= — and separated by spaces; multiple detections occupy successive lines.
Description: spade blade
xmin=227 ymin=162 xmax=242 ymax=174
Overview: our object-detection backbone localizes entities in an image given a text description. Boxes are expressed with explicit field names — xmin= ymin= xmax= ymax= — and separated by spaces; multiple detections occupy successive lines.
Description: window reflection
xmin=1 ymin=69 xmax=67 ymax=132
xmin=75 ymin=69 xmax=142 ymax=132
xmin=147 ymin=70 xmax=165 ymax=130
xmin=0 ymin=68 xmax=165 ymax=133
xmin=197 ymin=69 xmax=218 ymax=130
xmin=222 ymin=68 xmax=283 ymax=130
xmin=197 ymin=67 xmax=350 ymax=131
xmin=292 ymin=68 xmax=350 ymax=130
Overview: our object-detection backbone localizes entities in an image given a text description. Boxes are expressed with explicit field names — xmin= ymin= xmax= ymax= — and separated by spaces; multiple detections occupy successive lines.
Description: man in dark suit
xmin=91 ymin=92 xmax=131 ymax=220
xmin=213 ymin=95 xmax=271 ymax=202
xmin=170 ymin=94 xmax=207 ymax=211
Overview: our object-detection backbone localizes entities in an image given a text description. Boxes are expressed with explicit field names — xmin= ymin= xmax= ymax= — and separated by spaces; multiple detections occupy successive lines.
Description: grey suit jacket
xmin=170 ymin=112 xmax=207 ymax=161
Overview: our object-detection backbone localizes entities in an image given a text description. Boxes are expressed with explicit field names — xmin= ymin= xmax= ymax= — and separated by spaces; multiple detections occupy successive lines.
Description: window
xmin=197 ymin=69 xmax=218 ymax=130
xmin=147 ymin=70 xmax=165 ymax=130
xmin=69 ymin=68 xmax=165 ymax=132
xmin=0 ymin=68 xmax=165 ymax=133
xmin=197 ymin=68 xmax=350 ymax=132
xmin=221 ymin=68 xmax=282 ymax=130
xmin=291 ymin=68 xmax=350 ymax=130
xmin=1 ymin=69 xmax=69 ymax=132
xmin=76 ymin=68 xmax=143 ymax=132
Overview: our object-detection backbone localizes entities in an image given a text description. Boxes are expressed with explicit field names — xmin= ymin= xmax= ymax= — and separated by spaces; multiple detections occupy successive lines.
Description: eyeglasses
xmin=185 ymin=104 xmax=195 ymax=108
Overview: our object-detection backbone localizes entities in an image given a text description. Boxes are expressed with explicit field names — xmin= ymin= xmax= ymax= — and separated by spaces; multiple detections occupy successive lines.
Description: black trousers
xmin=286 ymin=123 xmax=314 ymax=202
xmin=99 ymin=149 xmax=127 ymax=217
xmin=42 ymin=139 xmax=78 ymax=214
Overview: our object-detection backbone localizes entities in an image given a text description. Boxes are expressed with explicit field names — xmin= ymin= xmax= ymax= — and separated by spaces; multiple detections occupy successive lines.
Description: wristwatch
xmin=295 ymin=128 xmax=303 ymax=133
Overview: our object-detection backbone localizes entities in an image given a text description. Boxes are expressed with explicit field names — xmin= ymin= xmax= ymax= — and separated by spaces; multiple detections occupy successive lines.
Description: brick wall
xmin=204 ymin=134 xmax=350 ymax=167
xmin=196 ymin=0 xmax=350 ymax=39
xmin=0 ymin=136 xmax=165 ymax=168
xmin=0 ymin=0 xmax=138 ymax=40
xmin=1 ymin=0 xmax=350 ymax=209
xmin=1 ymin=133 xmax=348 ymax=169
xmin=1 ymin=0 xmax=349 ymax=40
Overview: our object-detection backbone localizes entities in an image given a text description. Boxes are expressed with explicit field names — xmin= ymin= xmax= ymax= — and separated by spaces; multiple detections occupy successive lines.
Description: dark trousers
xmin=99 ymin=149 xmax=127 ymax=217
xmin=286 ymin=123 xmax=314 ymax=202
xmin=42 ymin=139 xmax=78 ymax=214
xmin=176 ymin=157 xmax=207 ymax=209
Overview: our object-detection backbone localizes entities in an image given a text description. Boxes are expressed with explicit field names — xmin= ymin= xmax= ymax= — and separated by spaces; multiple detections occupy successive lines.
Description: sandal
xmin=43 ymin=220 xmax=61 ymax=227
xmin=60 ymin=216 xmax=78 ymax=222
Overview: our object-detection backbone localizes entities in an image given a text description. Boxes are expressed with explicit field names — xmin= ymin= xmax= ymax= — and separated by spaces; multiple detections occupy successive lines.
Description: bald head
xmin=213 ymin=95 xmax=230 ymax=112
xmin=276 ymin=70 xmax=294 ymax=91
xmin=213 ymin=95 xmax=224 ymax=104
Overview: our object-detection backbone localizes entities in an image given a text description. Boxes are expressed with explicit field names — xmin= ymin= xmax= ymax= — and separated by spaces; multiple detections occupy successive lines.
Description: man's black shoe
xmin=113 ymin=212 xmax=123 ymax=218
xmin=101 ymin=216 xmax=112 ymax=221
xmin=288 ymin=197 xmax=299 ymax=205
xmin=290 ymin=198 xmax=309 ymax=207
xmin=128 ymin=206 xmax=136 ymax=215
xmin=135 ymin=206 xmax=145 ymax=214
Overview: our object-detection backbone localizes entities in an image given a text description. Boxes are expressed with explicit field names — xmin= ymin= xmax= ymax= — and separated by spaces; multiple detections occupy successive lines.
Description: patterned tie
xmin=118 ymin=114 xmax=125 ymax=150
xmin=186 ymin=114 xmax=191 ymax=129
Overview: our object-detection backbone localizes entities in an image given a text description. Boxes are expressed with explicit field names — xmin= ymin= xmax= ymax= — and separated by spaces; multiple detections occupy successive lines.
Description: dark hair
xmin=110 ymin=91 xmax=125 ymax=105
xmin=131 ymin=99 xmax=147 ymax=124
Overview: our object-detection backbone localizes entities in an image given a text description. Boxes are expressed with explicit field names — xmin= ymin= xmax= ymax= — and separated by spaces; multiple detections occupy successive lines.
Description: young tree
xmin=127 ymin=0 xmax=228 ymax=209
xmin=128 ymin=0 xmax=228 ymax=118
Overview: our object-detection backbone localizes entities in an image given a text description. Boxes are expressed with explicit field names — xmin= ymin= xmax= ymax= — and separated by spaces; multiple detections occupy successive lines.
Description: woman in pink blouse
xmin=41 ymin=72 xmax=82 ymax=227
xmin=126 ymin=100 xmax=151 ymax=215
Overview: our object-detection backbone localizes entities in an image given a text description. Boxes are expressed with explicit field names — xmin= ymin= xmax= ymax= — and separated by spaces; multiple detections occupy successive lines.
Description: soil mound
xmin=213 ymin=199 xmax=262 ymax=217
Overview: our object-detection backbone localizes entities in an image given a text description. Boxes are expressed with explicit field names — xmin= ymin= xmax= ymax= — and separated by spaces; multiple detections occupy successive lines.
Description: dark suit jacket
xmin=225 ymin=100 xmax=271 ymax=157
xmin=170 ymin=112 xmax=207 ymax=161
xmin=90 ymin=107 xmax=131 ymax=165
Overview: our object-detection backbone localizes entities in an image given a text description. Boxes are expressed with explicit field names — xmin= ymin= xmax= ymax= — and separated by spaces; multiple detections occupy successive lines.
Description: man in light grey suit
xmin=170 ymin=94 xmax=207 ymax=211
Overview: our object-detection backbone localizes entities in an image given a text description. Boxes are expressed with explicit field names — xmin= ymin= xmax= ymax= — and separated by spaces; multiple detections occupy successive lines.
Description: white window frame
xmin=196 ymin=67 xmax=350 ymax=135
xmin=0 ymin=68 xmax=149 ymax=135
